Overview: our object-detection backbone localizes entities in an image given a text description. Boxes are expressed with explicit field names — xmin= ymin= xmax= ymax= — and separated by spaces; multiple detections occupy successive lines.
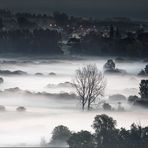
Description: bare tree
xmin=73 ymin=65 xmax=105 ymax=110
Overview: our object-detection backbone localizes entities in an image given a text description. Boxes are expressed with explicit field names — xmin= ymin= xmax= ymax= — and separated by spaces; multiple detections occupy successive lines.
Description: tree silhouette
xmin=73 ymin=65 xmax=105 ymax=110
xmin=145 ymin=65 xmax=148 ymax=74
xmin=0 ymin=17 xmax=3 ymax=30
xmin=139 ymin=80 xmax=148 ymax=99
xmin=53 ymin=11 xmax=68 ymax=25
xmin=50 ymin=125 xmax=71 ymax=144
xmin=92 ymin=114 xmax=117 ymax=147
xmin=138 ymin=65 xmax=148 ymax=76
xmin=103 ymin=59 xmax=115 ymax=71
xmin=103 ymin=103 xmax=112 ymax=111
xmin=68 ymin=131 xmax=94 ymax=148
xmin=50 ymin=114 xmax=148 ymax=148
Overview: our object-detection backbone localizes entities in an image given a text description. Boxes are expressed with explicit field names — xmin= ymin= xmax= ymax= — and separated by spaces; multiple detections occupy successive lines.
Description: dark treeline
xmin=0 ymin=29 xmax=62 ymax=54
xmin=48 ymin=114 xmax=148 ymax=148
xmin=0 ymin=9 xmax=148 ymax=56
xmin=70 ymin=27 xmax=148 ymax=57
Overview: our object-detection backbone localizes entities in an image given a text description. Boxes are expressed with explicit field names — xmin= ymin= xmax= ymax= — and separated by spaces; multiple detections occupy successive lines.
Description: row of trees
xmin=0 ymin=29 xmax=62 ymax=54
xmin=47 ymin=114 xmax=148 ymax=148
xmin=1 ymin=8 xmax=147 ymax=57
xmin=70 ymin=29 xmax=148 ymax=57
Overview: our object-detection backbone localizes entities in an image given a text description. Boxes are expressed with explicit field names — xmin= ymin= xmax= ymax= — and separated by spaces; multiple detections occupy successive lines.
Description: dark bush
xmin=109 ymin=94 xmax=126 ymax=101
xmin=128 ymin=95 xmax=139 ymax=103
xmin=0 ymin=105 xmax=5 ymax=111
xmin=50 ymin=125 xmax=71 ymax=144
xmin=0 ymin=77 xmax=4 ymax=83
xmin=103 ymin=103 xmax=112 ymax=111
xmin=16 ymin=106 xmax=26 ymax=112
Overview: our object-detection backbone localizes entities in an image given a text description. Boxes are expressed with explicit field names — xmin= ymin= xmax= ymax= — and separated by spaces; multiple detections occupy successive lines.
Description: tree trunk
xmin=87 ymin=100 xmax=91 ymax=110
xmin=82 ymin=103 xmax=85 ymax=110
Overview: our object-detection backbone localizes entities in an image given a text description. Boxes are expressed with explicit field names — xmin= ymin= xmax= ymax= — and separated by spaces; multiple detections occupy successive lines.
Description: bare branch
xmin=73 ymin=64 xmax=106 ymax=110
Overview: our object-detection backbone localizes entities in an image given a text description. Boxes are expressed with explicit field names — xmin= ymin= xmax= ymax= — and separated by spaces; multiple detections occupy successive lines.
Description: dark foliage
xmin=0 ymin=105 xmax=5 ymax=111
xmin=0 ymin=29 xmax=62 ymax=54
xmin=16 ymin=106 xmax=26 ymax=112
xmin=53 ymin=12 xmax=69 ymax=25
xmin=128 ymin=95 xmax=139 ymax=103
xmin=0 ymin=17 xmax=3 ymax=30
xmin=68 ymin=131 xmax=94 ymax=148
xmin=70 ymin=30 xmax=148 ymax=57
xmin=50 ymin=125 xmax=71 ymax=144
xmin=0 ymin=77 xmax=4 ymax=83
xmin=138 ymin=65 xmax=148 ymax=76
xmin=66 ymin=114 xmax=148 ymax=148
xmin=103 ymin=59 xmax=115 ymax=71
xmin=17 ymin=17 xmax=36 ymax=29
xmin=139 ymin=80 xmax=148 ymax=99
xmin=102 ymin=103 xmax=112 ymax=111
xmin=0 ymin=9 xmax=148 ymax=57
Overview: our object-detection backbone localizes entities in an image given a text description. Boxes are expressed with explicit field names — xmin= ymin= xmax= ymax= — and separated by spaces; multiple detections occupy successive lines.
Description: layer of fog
xmin=0 ymin=56 xmax=147 ymax=146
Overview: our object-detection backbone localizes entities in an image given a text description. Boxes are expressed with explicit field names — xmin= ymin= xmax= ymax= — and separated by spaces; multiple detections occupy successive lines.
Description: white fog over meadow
xmin=0 ymin=56 xmax=148 ymax=146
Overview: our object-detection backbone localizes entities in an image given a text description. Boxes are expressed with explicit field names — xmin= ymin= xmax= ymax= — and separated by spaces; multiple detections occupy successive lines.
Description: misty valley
xmin=0 ymin=0 xmax=147 ymax=147
xmin=0 ymin=56 xmax=147 ymax=146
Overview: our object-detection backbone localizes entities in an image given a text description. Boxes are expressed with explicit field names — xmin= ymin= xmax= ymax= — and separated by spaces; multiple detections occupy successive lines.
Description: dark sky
xmin=0 ymin=0 xmax=148 ymax=20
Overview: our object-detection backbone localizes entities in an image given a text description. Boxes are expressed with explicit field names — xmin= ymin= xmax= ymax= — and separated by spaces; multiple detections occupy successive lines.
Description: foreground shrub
xmin=68 ymin=131 xmax=94 ymax=148
xmin=50 ymin=125 xmax=71 ymax=144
